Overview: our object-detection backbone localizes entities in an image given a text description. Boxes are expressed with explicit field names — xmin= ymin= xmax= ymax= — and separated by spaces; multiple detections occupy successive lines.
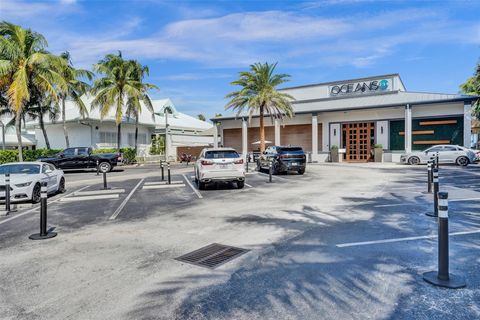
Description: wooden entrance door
xmin=342 ymin=122 xmax=375 ymax=162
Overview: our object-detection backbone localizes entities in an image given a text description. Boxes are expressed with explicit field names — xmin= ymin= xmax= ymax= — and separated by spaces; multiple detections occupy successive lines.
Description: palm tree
xmin=58 ymin=52 xmax=93 ymax=148
xmin=91 ymin=52 xmax=149 ymax=151
xmin=197 ymin=114 xmax=206 ymax=121
xmin=26 ymin=91 xmax=58 ymax=149
xmin=460 ymin=61 xmax=480 ymax=118
xmin=0 ymin=21 xmax=65 ymax=160
xmin=225 ymin=62 xmax=295 ymax=153
xmin=125 ymin=60 xmax=158 ymax=154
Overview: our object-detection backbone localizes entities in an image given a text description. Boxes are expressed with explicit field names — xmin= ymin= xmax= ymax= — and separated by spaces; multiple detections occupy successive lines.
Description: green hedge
xmin=0 ymin=149 xmax=62 ymax=164
xmin=92 ymin=147 xmax=136 ymax=164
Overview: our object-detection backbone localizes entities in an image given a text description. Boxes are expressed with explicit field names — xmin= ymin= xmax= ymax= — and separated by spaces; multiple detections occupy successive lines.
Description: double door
xmin=342 ymin=122 xmax=375 ymax=162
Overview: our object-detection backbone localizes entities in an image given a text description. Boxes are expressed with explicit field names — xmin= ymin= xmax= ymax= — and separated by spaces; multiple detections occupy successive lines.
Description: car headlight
xmin=15 ymin=182 xmax=32 ymax=188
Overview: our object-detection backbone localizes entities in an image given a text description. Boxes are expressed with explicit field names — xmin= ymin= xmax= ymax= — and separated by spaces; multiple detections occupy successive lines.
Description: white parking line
xmin=182 ymin=174 xmax=203 ymax=199
xmin=449 ymin=197 xmax=480 ymax=202
xmin=142 ymin=184 xmax=186 ymax=189
xmin=245 ymin=183 xmax=253 ymax=188
xmin=74 ymin=189 xmax=125 ymax=196
xmin=0 ymin=185 xmax=90 ymax=225
xmin=336 ymin=229 xmax=480 ymax=248
xmin=109 ymin=178 xmax=144 ymax=220
xmin=144 ymin=181 xmax=183 ymax=185
xmin=59 ymin=194 xmax=120 ymax=202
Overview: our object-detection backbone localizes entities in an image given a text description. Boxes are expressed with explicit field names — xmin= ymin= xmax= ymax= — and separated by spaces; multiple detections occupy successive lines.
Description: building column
xmin=213 ymin=122 xmax=219 ymax=148
xmin=274 ymin=118 xmax=281 ymax=146
xmin=464 ymin=102 xmax=472 ymax=148
xmin=242 ymin=118 xmax=248 ymax=159
xmin=404 ymin=104 xmax=412 ymax=153
xmin=311 ymin=113 xmax=318 ymax=161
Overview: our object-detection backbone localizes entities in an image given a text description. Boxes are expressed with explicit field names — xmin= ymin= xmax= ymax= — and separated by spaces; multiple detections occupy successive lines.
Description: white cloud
xmin=1 ymin=0 xmax=79 ymax=19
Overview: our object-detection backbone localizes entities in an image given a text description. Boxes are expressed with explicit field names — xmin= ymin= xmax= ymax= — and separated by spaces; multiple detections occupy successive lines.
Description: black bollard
xmin=435 ymin=152 xmax=440 ymax=170
xmin=427 ymin=161 xmax=432 ymax=193
xmin=161 ymin=160 xmax=165 ymax=181
xmin=423 ymin=192 xmax=466 ymax=288
xmin=29 ymin=182 xmax=57 ymax=240
xmin=426 ymin=168 xmax=439 ymax=217
xmin=103 ymin=170 xmax=108 ymax=189
xmin=269 ymin=160 xmax=273 ymax=183
xmin=167 ymin=162 xmax=171 ymax=185
xmin=5 ymin=173 xmax=11 ymax=214
xmin=96 ymin=159 xmax=100 ymax=176
xmin=246 ymin=155 xmax=249 ymax=173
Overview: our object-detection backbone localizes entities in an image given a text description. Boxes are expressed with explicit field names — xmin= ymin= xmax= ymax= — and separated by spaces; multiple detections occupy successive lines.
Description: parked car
xmin=194 ymin=148 xmax=245 ymax=190
xmin=38 ymin=147 xmax=122 ymax=172
xmin=0 ymin=162 xmax=65 ymax=203
xmin=400 ymin=145 xmax=478 ymax=166
xmin=257 ymin=145 xmax=306 ymax=174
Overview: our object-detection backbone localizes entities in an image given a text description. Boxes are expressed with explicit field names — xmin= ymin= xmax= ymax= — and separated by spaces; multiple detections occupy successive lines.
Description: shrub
xmin=92 ymin=147 xmax=136 ymax=164
xmin=330 ymin=145 xmax=339 ymax=150
xmin=374 ymin=144 xmax=383 ymax=149
xmin=0 ymin=149 xmax=63 ymax=164
xmin=0 ymin=150 xmax=19 ymax=164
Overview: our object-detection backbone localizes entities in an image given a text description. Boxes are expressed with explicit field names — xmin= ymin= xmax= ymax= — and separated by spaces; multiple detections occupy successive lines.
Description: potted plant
xmin=330 ymin=145 xmax=339 ymax=162
xmin=374 ymin=144 xmax=383 ymax=162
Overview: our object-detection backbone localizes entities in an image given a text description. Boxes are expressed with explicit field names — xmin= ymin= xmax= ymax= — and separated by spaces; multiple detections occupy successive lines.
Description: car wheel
xmin=99 ymin=162 xmax=112 ymax=173
xmin=57 ymin=177 xmax=66 ymax=193
xmin=31 ymin=183 xmax=41 ymax=203
xmin=237 ymin=181 xmax=245 ymax=189
xmin=298 ymin=168 xmax=305 ymax=175
xmin=456 ymin=156 xmax=469 ymax=167
xmin=198 ymin=181 xmax=206 ymax=190
xmin=408 ymin=156 xmax=420 ymax=165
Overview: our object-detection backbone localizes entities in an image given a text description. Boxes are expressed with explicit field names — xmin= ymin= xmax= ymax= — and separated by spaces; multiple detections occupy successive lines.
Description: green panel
xmin=412 ymin=116 xmax=463 ymax=150
xmin=389 ymin=120 xmax=405 ymax=151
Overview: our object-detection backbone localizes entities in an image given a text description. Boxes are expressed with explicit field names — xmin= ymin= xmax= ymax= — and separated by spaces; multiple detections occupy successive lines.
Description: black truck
xmin=38 ymin=147 xmax=122 ymax=173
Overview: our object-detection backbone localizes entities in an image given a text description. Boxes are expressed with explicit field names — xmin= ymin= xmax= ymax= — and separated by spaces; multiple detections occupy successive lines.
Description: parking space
xmin=0 ymin=163 xmax=479 ymax=319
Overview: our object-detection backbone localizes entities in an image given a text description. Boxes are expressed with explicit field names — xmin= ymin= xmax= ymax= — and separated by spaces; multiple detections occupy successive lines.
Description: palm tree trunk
xmin=62 ymin=97 xmax=69 ymax=148
xmin=117 ymin=123 xmax=122 ymax=151
xmin=259 ymin=105 xmax=266 ymax=153
xmin=134 ymin=115 xmax=139 ymax=155
xmin=39 ymin=113 xmax=51 ymax=149
xmin=15 ymin=113 xmax=23 ymax=162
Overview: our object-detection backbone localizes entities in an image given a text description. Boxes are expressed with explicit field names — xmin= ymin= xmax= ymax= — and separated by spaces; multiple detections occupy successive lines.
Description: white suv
xmin=194 ymin=148 xmax=245 ymax=190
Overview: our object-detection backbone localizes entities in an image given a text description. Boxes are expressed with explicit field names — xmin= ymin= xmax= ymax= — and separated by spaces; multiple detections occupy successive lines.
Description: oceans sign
xmin=329 ymin=78 xmax=391 ymax=97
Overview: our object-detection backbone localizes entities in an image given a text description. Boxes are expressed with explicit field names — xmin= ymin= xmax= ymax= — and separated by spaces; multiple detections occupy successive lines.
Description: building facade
xmin=213 ymin=74 xmax=478 ymax=162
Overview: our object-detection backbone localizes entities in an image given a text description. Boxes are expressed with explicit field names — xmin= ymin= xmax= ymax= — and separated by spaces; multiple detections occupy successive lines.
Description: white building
xmin=214 ymin=74 xmax=478 ymax=162
xmin=25 ymin=97 xmax=213 ymax=159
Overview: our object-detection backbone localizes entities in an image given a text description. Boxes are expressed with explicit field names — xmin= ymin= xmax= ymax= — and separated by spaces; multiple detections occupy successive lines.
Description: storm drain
xmin=175 ymin=243 xmax=249 ymax=269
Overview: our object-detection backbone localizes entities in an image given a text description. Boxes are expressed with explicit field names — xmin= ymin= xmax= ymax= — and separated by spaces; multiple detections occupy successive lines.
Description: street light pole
xmin=165 ymin=109 xmax=169 ymax=162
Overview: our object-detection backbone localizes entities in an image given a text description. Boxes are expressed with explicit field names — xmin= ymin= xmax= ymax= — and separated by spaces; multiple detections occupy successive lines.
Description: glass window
xmin=78 ymin=148 xmax=89 ymax=156
xmin=47 ymin=164 xmax=56 ymax=171
xmin=427 ymin=146 xmax=443 ymax=152
xmin=278 ymin=147 xmax=303 ymax=152
xmin=204 ymin=150 xmax=239 ymax=159
xmin=128 ymin=133 xmax=147 ymax=146
xmin=443 ymin=146 xmax=458 ymax=151
xmin=0 ymin=164 xmax=41 ymax=175
xmin=99 ymin=132 xmax=116 ymax=144
xmin=63 ymin=148 xmax=76 ymax=156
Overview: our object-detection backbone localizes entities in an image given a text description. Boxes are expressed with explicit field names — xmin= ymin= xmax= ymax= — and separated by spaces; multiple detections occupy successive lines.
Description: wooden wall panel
xmin=280 ymin=124 xmax=312 ymax=151
xmin=223 ymin=128 xmax=242 ymax=151
xmin=176 ymin=146 xmax=207 ymax=159
xmin=247 ymin=126 xmax=275 ymax=151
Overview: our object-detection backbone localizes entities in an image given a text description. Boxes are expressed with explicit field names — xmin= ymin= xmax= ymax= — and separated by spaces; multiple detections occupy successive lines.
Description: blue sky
xmin=2 ymin=0 xmax=480 ymax=119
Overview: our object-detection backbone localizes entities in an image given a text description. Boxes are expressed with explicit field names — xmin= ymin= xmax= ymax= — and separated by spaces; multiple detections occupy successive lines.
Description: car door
xmin=42 ymin=164 xmax=57 ymax=192
xmin=441 ymin=146 xmax=460 ymax=163
xmin=76 ymin=147 xmax=91 ymax=168
xmin=57 ymin=148 xmax=77 ymax=169
xmin=425 ymin=146 xmax=444 ymax=162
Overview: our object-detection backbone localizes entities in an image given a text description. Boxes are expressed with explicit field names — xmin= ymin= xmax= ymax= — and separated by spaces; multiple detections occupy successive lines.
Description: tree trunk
xmin=134 ymin=114 xmax=139 ymax=155
xmin=62 ymin=97 xmax=69 ymax=148
xmin=259 ymin=105 xmax=266 ymax=153
xmin=117 ymin=123 xmax=122 ymax=152
xmin=39 ymin=113 xmax=51 ymax=149
xmin=15 ymin=113 xmax=23 ymax=162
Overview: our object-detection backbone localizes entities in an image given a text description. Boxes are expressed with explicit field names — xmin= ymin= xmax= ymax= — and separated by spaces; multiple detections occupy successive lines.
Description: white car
xmin=400 ymin=145 xmax=479 ymax=166
xmin=0 ymin=162 xmax=66 ymax=203
xmin=194 ymin=148 xmax=245 ymax=190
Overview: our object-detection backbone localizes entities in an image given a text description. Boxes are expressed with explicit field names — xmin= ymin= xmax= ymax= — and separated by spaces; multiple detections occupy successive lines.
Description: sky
xmin=1 ymin=0 xmax=480 ymax=119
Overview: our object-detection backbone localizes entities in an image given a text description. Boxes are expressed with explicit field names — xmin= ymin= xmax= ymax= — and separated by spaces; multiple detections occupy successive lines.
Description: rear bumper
xmin=199 ymin=169 xmax=245 ymax=183
xmin=277 ymin=160 xmax=306 ymax=171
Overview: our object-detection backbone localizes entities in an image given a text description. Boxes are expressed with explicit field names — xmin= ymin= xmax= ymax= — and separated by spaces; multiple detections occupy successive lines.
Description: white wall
xmin=35 ymin=123 xmax=91 ymax=149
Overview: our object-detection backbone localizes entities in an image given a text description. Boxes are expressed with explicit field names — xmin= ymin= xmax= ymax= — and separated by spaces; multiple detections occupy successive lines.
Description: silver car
xmin=400 ymin=145 xmax=478 ymax=166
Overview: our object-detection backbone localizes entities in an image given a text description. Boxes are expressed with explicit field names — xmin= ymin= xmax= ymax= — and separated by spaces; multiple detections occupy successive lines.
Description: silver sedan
xmin=400 ymin=145 xmax=479 ymax=166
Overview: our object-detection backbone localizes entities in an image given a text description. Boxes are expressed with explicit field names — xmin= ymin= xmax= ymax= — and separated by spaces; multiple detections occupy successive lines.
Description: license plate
xmin=218 ymin=163 xmax=229 ymax=169
xmin=291 ymin=162 xmax=298 ymax=166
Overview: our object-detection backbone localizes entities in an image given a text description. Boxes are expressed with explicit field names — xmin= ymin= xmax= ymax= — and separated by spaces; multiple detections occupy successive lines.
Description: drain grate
xmin=175 ymin=243 xmax=249 ymax=269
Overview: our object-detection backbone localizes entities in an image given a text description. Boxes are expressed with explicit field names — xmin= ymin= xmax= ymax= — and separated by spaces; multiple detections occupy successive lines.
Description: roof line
xmin=278 ymin=73 xmax=401 ymax=91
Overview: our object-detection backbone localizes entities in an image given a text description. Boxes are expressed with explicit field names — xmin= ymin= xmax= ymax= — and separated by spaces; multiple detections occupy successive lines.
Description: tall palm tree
xmin=125 ymin=61 xmax=158 ymax=154
xmin=91 ymin=53 xmax=148 ymax=151
xmin=0 ymin=21 xmax=65 ymax=160
xmin=58 ymin=52 xmax=93 ymax=148
xmin=225 ymin=62 xmax=295 ymax=153
xmin=26 ymin=91 xmax=58 ymax=149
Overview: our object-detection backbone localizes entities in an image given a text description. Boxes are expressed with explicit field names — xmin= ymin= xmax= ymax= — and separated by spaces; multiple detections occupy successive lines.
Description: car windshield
xmin=279 ymin=147 xmax=303 ymax=152
xmin=0 ymin=164 xmax=41 ymax=175
xmin=204 ymin=150 xmax=239 ymax=159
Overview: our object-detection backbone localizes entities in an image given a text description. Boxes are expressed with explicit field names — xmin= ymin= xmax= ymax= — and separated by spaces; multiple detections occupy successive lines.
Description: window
xmin=204 ymin=150 xmax=239 ymax=159
xmin=78 ymin=148 xmax=90 ymax=156
xmin=0 ymin=164 xmax=40 ymax=174
xmin=99 ymin=132 xmax=116 ymax=144
xmin=63 ymin=148 xmax=76 ymax=156
xmin=127 ymin=133 xmax=147 ymax=146
xmin=443 ymin=146 xmax=458 ymax=151
xmin=42 ymin=164 xmax=53 ymax=173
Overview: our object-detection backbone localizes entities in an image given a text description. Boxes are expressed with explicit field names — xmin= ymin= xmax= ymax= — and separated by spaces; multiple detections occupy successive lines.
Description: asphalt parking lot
xmin=0 ymin=162 xmax=479 ymax=320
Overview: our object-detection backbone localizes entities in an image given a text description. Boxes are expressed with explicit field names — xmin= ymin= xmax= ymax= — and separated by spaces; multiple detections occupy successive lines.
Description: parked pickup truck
xmin=38 ymin=147 xmax=122 ymax=173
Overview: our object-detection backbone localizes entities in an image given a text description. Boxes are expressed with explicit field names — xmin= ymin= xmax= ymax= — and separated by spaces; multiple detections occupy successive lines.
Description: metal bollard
xmin=427 ymin=161 xmax=432 ymax=193
xmin=96 ymin=159 xmax=99 ymax=176
xmin=161 ymin=161 xmax=165 ymax=181
xmin=426 ymin=168 xmax=439 ymax=217
xmin=269 ymin=160 xmax=273 ymax=183
xmin=246 ymin=155 xmax=249 ymax=173
xmin=167 ymin=162 xmax=171 ymax=185
xmin=29 ymin=182 xmax=57 ymax=240
xmin=435 ymin=152 xmax=440 ymax=170
xmin=423 ymin=192 xmax=466 ymax=288
xmin=103 ymin=170 xmax=108 ymax=189
xmin=5 ymin=173 xmax=11 ymax=213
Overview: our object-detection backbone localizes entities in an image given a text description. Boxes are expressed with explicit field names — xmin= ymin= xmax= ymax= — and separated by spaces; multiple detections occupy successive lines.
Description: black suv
xmin=257 ymin=145 xmax=306 ymax=175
